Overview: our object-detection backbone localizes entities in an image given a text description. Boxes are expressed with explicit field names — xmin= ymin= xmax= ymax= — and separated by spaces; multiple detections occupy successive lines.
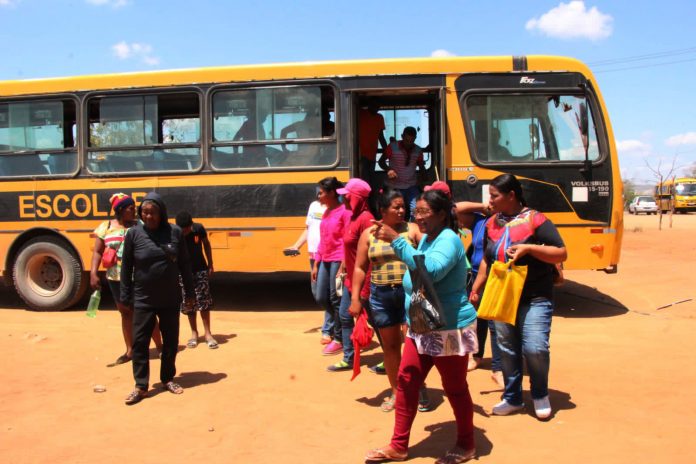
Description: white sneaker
xmin=492 ymin=399 xmax=524 ymax=416
xmin=533 ymin=396 xmax=552 ymax=419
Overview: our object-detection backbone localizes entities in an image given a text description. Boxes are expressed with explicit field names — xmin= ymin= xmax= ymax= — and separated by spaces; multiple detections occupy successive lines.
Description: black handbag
xmin=408 ymin=254 xmax=446 ymax=334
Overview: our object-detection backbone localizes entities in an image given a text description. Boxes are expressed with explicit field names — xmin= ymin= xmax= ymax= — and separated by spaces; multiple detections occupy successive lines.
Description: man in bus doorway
xmin=379 ymin=126 xmax=426 ymax=220
xmin=358 ymin=100 xmax=388 ymax=194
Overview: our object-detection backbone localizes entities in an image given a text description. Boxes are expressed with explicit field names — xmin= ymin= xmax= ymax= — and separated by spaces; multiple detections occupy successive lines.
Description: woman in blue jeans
xmin=311 ymin=177 xmax=349 ymax=356
xmin=471 ymin=174 xmax=566 ymax=420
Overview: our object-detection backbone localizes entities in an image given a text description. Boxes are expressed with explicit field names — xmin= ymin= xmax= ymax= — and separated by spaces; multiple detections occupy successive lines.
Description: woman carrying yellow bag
xmin=471 ymin=174 xmax=566 ymax=421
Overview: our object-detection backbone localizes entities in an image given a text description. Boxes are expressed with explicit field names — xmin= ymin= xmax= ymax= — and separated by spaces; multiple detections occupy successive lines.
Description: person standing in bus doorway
xmin=175 ymin=211 xmax=218 ymax=350
xmin=471 ymin=174 xmax=567 ymax=420
xmin=121 ymin=192 xmax=196 ymax=405
xmin=326 ymin=178 xmax=374 ymax=372
xmin=90 ymin=193 xmax=163 ymax=367
xmin=285 ymin=190 xmax=330 ymax=344
xmin=379 ymin=126 xmax=426 ymax=221
xmin=358 ymin=100 xmax=388 ymax=194
xmin=312 ymin=177 xmax=350 ymax=356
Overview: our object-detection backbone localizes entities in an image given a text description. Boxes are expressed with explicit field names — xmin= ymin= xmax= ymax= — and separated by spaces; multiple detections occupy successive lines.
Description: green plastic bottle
xmin=86 ymin=290 xmax=101 ymax=318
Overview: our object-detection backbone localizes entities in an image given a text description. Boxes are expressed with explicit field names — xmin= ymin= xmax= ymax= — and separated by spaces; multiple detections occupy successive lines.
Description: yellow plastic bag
xmin=477 ymin=260 xmax=528 ymax=325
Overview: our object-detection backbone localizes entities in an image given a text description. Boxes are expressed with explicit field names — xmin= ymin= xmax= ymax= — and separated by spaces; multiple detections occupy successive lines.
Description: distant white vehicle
xmin=628 ymin=196 xmax=657 ymax=214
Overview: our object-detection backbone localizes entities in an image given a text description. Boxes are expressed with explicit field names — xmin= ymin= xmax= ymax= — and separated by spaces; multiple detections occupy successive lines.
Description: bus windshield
xmin=675 ymin=183 xmax=696 ymax=195
xmin=465 ymin=94 xmax=600 ymax=163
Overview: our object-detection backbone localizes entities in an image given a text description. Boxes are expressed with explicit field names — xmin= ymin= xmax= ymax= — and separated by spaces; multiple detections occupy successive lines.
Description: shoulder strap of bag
xmin=494 ymin=226 xmax=510 ymax=263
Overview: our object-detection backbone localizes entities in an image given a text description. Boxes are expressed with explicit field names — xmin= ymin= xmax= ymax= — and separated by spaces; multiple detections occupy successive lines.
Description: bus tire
xmin=12 ymin=236 xmax=87 ymax=311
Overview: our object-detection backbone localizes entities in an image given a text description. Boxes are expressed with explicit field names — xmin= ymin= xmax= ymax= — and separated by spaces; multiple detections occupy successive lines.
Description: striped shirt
xmin=384 ymin=141 xmax=424 ymax=189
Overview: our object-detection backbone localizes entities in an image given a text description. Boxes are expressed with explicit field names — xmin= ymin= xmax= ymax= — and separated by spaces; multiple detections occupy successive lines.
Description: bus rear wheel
xmin=12 ymin=236 xmax=87 ymax=311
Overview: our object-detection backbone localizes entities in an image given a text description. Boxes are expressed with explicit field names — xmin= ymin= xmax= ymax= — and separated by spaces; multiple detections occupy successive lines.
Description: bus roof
xmin=660 ymin=177 xmax=696 ymax=185
xmin=0 ymin=55 xmax=593 ymax=97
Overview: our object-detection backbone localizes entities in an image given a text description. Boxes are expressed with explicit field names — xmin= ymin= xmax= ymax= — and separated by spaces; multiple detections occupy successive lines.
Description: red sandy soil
xmin=0 ymin=213 xmax=693 ymax=464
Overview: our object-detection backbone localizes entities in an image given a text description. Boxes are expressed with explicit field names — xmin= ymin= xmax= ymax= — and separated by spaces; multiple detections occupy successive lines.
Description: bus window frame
xmin=0 ymin=94 xmax=81 ymax=179
xmin=460 ymin=87 xmax=610 ymax=169
xmin=207 ymin=80 xmax=340 ymax=173
xmin=83 ymin=86 xmax=205 ymax=177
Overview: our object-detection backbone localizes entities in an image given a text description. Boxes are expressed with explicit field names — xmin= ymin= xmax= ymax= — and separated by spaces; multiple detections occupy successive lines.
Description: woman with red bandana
xmin=326 ymin=178 xmax=375 ymax=372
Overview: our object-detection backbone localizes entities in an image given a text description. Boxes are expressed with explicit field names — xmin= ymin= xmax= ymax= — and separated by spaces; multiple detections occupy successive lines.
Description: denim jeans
xmin=315 ymin=261 xmax=342 ymax=341
xmin=310 ymin=258 xmax=332 ymax=336
xmin=338 ymin=288 xmax=355 ymax=365
xmin=475 ymin=319 xmax=502 ymax=372
xmin=494 ymin=297 xmax=553 ymax=405
xmin=399 ymin=185 xmax=420 ymax=221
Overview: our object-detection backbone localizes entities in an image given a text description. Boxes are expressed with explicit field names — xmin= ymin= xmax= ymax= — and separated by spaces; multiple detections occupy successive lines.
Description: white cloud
xmin=0 ymin=0 xmax=18 ymax=6
xmin=525 ymin=1 xmax=613 ymax=40
xmin=665 ymin=132 xmax=696 ymax=147
xmin=111 ymin=41 xmax=159 ymax=66
xmin=86 ymin=0 xmax=129 ymax=6
xmin=616 ymin=139 xmax=651 ymax=157
xmin=431 ymin=49 xmax=456 ymax=57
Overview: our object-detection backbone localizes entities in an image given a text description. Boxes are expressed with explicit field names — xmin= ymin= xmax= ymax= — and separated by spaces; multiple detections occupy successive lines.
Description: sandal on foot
xmin=107 ymin=354 xmax=132 ymax=367
xmin=186 ymin=338 xmax=198 ymax=348
xmin=365 ymin=446 xmax=407 ymax=462
xmin=206 ymin=339 xmax=219 ymax=349
xmin=124 ymin=389 xmax=147 ymax=405
xmin=418 ymin=386 xmax=431 ymax=412
xmin=380 ymin=394 xmax=396 ymax=412
xmin=164 ymin=381 xmax=184 ymax=394
xmin=435 ymin=447 xmax=476 ymax=464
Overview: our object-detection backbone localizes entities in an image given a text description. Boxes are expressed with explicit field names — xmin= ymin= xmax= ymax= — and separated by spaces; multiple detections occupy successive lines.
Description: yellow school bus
xmin=0 ymin=56 xmax=623 ymax=310
xmin=655 ymin=177 xmax=696 ymax=213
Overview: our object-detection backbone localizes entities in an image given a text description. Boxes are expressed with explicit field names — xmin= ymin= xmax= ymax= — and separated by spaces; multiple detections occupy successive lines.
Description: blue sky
xmin=1 ymin=0 xmax=695 ymax=183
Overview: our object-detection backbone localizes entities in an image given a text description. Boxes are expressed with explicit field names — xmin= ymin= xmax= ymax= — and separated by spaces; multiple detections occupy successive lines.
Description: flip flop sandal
xmin=365 ymin=447 xmax=407 ymax=462
xmin=107 ymin=354 xmax=132 ymax=367
xmin=206 ymin=339 xmax=219 ymax=349
xmin=124 ymin=389 xmax=147 ymax=405
xmin=380 ymin=394 xmax=396 ymax=412
xmin=164 ymin=381 xmax=184 ymax=394
xmin=435 ymin=448 xmax=477 ymax=464
xmin=186 ymin=338 xmax=198 ymax=348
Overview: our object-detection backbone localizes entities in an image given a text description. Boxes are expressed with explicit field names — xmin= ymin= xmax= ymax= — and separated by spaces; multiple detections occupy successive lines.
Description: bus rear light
xmin=591 ymin=244 xmax=604 ymax=253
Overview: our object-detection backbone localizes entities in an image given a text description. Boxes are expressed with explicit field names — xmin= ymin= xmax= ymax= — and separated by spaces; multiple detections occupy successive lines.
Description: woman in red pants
xmin=365 ymin=189 xmax=479 ymax=463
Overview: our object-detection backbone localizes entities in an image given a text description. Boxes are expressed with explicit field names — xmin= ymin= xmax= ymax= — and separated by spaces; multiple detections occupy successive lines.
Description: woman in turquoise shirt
xmin=365 ymin=189 xmax=478 ymax=464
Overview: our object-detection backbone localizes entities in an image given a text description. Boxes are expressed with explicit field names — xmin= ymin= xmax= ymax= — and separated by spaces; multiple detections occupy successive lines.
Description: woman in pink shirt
xmin=311 ymin=177 xmax=349 ymax=356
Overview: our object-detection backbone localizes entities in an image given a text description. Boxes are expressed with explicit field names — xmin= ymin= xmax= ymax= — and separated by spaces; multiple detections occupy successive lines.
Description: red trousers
xmin=390 ymin=336 xmax=475 ymax=453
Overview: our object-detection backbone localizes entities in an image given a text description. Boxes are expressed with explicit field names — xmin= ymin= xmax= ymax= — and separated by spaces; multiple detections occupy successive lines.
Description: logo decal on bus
xmin=520 ymin=76 xmax=546 ymax=85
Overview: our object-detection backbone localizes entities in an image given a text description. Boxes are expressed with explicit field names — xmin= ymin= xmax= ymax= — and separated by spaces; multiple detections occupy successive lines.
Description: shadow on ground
xmin=554 ymin=279 xmax=628 ymax=318
xmin=406 ymin=422 xmax=493 ymax=461
xmin=148 ymin=371 xmax=228 ymax=398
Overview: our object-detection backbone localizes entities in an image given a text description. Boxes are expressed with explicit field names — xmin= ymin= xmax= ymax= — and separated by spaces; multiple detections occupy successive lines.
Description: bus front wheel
xmin=12 ymin=236 xmax=87 ymax=311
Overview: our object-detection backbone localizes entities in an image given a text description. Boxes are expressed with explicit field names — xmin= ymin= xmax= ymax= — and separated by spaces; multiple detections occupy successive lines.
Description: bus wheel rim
xmin=25 ymin=253 xmax=65 ymax=297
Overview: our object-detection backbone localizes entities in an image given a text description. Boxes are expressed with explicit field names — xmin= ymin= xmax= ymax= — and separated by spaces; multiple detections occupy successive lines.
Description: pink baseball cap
xmin=424 ymin=181 xmax=451 ymax=199
xmin=337 ymin=178 xmax=371 ymax=198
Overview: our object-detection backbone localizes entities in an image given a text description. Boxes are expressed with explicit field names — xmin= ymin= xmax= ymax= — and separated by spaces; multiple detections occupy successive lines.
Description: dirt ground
xmin=0 ymin=213 xmax=694 ymax=464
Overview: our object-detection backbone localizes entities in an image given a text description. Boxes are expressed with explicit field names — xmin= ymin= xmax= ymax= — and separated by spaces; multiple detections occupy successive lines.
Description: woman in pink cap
xmin=325 ymin=178 xmax=374 ymax=372
xmin=90 ymin=193 xmax=162 ymax=367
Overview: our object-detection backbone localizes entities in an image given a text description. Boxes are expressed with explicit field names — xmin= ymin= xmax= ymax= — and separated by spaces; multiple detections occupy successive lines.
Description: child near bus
xmin=175 ymin=211 xmax=218 ymax=349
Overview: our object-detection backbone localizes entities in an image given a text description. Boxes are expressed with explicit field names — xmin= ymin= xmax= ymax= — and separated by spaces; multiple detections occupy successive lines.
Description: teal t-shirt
xmin=392 ymin=228 xmax=477 ymax=331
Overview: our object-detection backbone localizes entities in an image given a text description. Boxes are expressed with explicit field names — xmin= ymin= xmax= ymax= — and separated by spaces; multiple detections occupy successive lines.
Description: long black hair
xmin=418 ymin=189 xmax=457 ymax=232
xmin=490 ymin=173 xmax=527 ymax=207
xmin=318 ymin=176 xmax=343 ymax=196
xmin=376 ymin=187 xmax=403 ymax=220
